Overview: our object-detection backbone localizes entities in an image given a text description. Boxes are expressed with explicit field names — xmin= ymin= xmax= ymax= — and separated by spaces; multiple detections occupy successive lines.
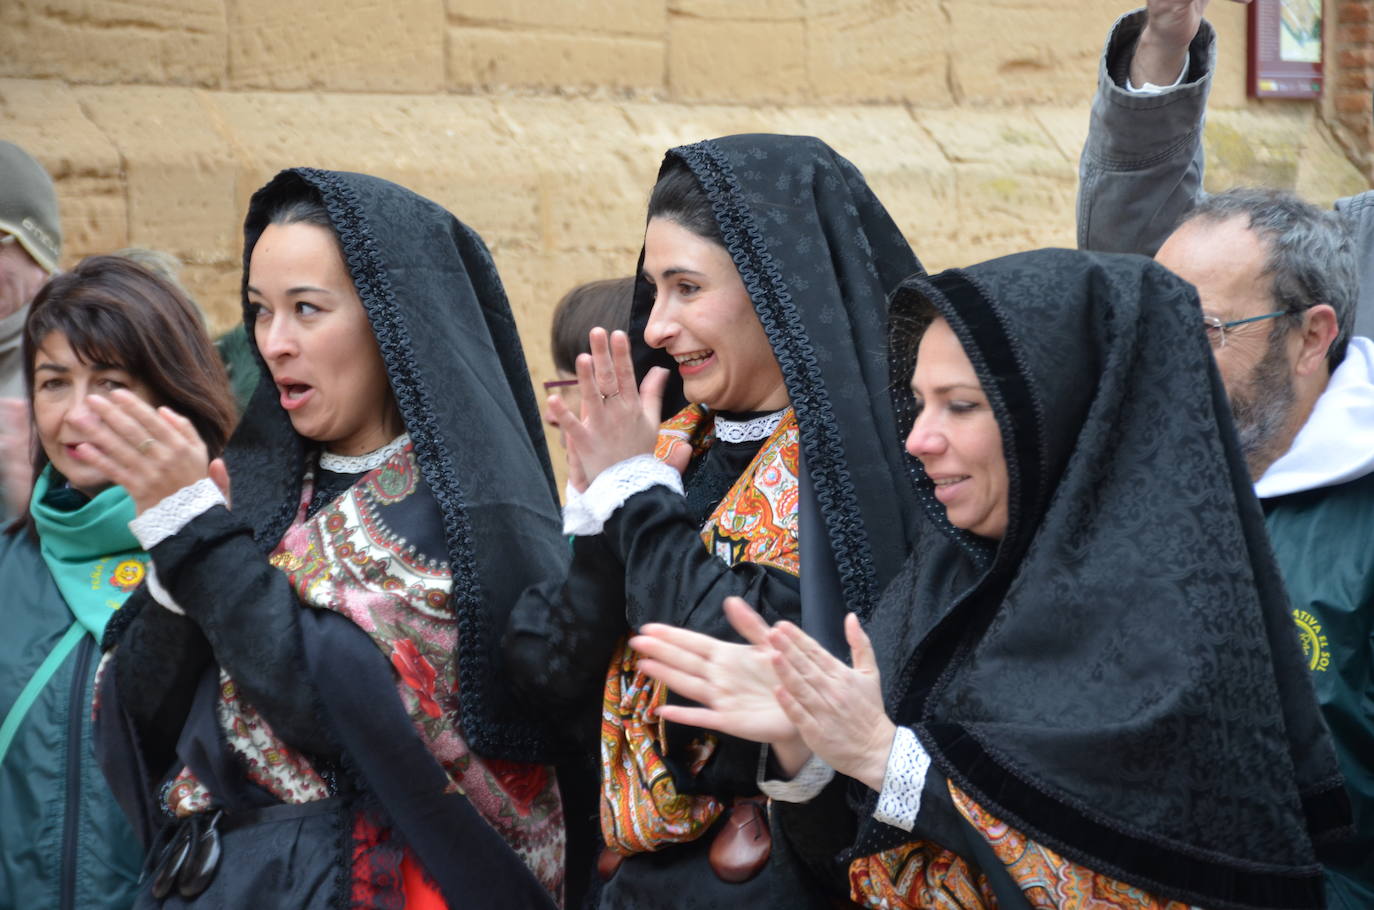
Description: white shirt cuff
xmin=1125 ymin=56 xmax=1190 ymax=94
xmin=757 ymin=745 xmax=835 ymax=803
xmin=872 ymin=726 xmax=931 ymax=832
xmin=128 ymin=477 xmax=225 ymax=550
xmin=144 ymin=564 xmax=187 ymax=615
xmin=561 ymin=454 xmax=684 ymax=536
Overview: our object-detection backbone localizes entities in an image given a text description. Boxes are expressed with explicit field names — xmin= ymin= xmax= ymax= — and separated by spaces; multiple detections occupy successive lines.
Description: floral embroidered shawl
xmin=600 ymin=404 xmax=800 ymax=855
xmin=166 ymin=443 xmax=564 ymax=896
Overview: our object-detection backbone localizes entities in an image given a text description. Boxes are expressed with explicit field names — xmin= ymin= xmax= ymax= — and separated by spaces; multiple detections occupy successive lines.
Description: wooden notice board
xmin=1248 ymin=0 xmax=1324 ymax=99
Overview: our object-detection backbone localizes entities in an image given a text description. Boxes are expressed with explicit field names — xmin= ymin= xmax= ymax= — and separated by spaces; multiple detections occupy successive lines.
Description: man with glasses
xmin=1131 ymin=189 xmax=1374 ymax=904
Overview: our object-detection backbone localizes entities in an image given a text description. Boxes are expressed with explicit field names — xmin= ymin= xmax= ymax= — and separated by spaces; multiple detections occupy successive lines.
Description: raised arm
xmin=1078 ymin=3 xmax=1243 ymax=256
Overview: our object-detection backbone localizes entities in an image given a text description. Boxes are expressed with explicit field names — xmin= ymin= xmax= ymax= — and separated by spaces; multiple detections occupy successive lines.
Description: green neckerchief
xmin=29 ymin=466 xmax=148 ymax=641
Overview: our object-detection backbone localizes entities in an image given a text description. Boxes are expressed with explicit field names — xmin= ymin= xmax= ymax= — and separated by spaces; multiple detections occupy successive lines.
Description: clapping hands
xmin=633 ymin=596 xmax=897 ymax=791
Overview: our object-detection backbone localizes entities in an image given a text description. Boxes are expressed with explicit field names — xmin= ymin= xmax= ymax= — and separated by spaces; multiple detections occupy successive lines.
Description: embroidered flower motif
xmin=109 ymin=559 xmax=145 ymax=592
xmin=390 ymin=638 xmax=442 ymax=718
xmin=485 ymin=758 xmax=548 ymax=817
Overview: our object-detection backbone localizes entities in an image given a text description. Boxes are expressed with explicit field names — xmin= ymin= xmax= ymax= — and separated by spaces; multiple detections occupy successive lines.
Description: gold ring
xmin=137 ymin=438 xmax=156 ymax=454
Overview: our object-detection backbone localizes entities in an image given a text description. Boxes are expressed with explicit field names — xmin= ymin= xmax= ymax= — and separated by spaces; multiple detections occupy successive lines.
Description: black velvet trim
xmin=889 ymin=270 xmax=1046 ymax=720
xmin=929 ymin=723 xmax=1326 ymax=910
xmin=671 ymin=141 xmax=882 ymax=620
xmin=289 ymin=169 xmax=530 ymax=760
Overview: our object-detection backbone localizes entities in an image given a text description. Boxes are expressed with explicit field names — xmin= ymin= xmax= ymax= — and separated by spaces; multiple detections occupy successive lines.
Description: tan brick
xmin=448 ymin=28 xmax=664 ymax=94
xmin=180 ymin=262 xmax=244 ymax=335
xmin=805 ymin=0 xmax=951 ymax=105
xmin=669 ymin=0 xmax=803 ymax=18
xmin=668 ymin=17 xmax=806 ymax=102
xmin=227 ymin=0 xmax=444 ymax=91
xmin=75 ymin=86 xmax=240 ymax=268
xmin=0 ymin=0 xmax=226 ymax=87
xmin=447 ymin=0 xmax=666 ymax=36
xmin=1206 ymin=0 xmax=1253 ymax=109
xmin=0 ymin=79 xmax=128 ymax=263
xmin=211 ymin=92 xmax=544 ymax=246
xmin=1202 ymin=108 xmax=1317 ymax=191
xmin=947 ymin=1 xmax=1123 ymax=106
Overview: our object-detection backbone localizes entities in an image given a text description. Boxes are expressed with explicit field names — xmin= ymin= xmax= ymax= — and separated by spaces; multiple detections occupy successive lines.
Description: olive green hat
xmin=0 ymin=141 xmax=61 ymax=273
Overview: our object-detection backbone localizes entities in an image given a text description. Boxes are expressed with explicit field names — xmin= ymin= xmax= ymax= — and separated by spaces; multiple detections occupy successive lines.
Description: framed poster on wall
xmin=1248 ymin=0 xmax=1324 ymax=98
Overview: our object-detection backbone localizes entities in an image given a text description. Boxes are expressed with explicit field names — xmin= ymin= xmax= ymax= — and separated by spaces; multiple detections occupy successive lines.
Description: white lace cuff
xmin=757 ymin=745 xmax=834 ymax=804
xmin=562 ymin=454 xmax=684 ymax=536
xmin=872 ymin=726 xmax=931 ymax=832
xmin=129 ymin=477 xmax=226 ymax=550
xmin=144 ymin=564 xmax=187 ymax=616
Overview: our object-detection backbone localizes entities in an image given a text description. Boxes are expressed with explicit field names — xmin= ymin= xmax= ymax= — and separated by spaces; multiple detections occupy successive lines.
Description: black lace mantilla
xmin=863 ymin=249 xmax=1350 ymax=909
xmin=229 ymin=168 xmax=567 ymax=763
xmin=664 ymin=137 xmax=922 ymax=620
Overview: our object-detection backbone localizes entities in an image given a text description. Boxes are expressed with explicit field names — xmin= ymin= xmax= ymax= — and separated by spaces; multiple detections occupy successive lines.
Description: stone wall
xmin=2 ymin=0 xmax=1369 ymax=394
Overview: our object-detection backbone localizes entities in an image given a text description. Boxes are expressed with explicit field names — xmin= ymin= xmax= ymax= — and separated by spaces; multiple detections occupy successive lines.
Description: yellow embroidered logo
xmin=109 ymin=559 xmax=146 ymax=592
xmin=1293 ymin=609 xmax=1330 ymax=672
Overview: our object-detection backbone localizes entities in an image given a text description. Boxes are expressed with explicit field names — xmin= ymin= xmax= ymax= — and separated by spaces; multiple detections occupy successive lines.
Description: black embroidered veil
xmin=230 ymin=169 xmax=568 ymax=761
xmin=864 ymin=248 xmax=1351 ymax=909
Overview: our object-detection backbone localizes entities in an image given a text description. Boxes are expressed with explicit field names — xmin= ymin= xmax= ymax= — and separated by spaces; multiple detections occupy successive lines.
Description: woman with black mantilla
xmin=505 ymin=134 xmax=924 ymax=907
xmin=633 ymin=248 xmax=1353 ymax=909
xmin=88 ymin=169 xmax=570 ymax=908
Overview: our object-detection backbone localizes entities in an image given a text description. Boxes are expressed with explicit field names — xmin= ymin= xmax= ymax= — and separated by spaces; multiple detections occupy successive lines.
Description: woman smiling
xmin=0 ymin=257 xmax=235 ymax=909
xmin=632 ymin=249 xmax=1351 ymax=909
xmin=506 ymin=134 xmax=924 ymax=907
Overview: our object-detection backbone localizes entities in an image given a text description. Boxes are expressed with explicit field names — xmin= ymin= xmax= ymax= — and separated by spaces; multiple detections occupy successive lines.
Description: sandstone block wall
xmin=2 ymin=0 xmax=1369 ymax=476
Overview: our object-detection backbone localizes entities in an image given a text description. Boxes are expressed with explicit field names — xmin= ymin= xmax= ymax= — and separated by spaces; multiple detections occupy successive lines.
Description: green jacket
xmin=0 ymin=528 xmax=141 ymax=909
xmin=1266 ymin=473 xmax=1374 ymax=908
xmin=1253 ymin=337 xmax=1374 ymax=908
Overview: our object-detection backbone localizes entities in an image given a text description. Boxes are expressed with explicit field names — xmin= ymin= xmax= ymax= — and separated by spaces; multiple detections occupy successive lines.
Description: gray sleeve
xmin=1334 ymin=192 xmax=1374 ymax=339
xmin=1077 ymin=8 xmax=1216 ymax=257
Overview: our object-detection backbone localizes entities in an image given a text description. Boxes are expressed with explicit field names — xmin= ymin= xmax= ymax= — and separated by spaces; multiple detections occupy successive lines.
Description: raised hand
xmin=770 ymin=613 xmax=896 ymax=793
xmin=1132 ymin=0 xmax=1251 ymax=89
xmin=547 ymin=328 xmax=672 ymax=492
xmin=72 ymin=389 xmax=211 ymax=514
xmin=632 ymin=597 xmax=801 ymax=749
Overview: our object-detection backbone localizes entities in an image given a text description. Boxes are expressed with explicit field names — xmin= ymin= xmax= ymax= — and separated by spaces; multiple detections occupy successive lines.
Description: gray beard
xmin=1227 ymin=335 xmax=1296 ymax=479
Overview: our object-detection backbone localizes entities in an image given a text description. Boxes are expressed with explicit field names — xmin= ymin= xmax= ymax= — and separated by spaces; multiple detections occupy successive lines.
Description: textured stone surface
xmin=806 ymin=0 xmax=950 ymax=104
xmin=448 ymin=28 xmax=664 ymax=94
xmin=947 ymin=0 xmax=1124 ymax=105
xmin=0 ymin=0 xmax=1367 ymax=439
xmin=227 ymin=0 xmax=445 ymax=91
xmin=448 ymin=0 xmax=666 ymax=36
xmin=0 ymin=0 xmax=226 ymax=87
xmin=668 ymin=17 xmax=807 ymax=102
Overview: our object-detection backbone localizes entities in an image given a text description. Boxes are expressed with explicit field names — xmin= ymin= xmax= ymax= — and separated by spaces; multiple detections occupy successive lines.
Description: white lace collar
xmin=318 ymin=434 xmax=411 ymax=474
xmin=713 ymin=409 xmax=788 ymax=444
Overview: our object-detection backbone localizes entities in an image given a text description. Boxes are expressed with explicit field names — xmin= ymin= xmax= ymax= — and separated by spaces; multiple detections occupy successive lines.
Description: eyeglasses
xmin=1202 ymin=310 xmax=1289 ymax=349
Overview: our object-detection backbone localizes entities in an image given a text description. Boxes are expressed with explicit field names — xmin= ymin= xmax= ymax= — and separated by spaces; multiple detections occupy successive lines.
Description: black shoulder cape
xmin=230 ymin=168 xmax=568 ymax=761
xmin=866 ymin=248 xmax=1351 ymax=909
xmin=633 ymin=134 xmax=925 ymax=620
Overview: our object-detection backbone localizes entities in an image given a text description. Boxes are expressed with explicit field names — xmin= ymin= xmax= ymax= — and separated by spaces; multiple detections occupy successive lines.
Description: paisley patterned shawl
xmin=862 ymin=250 xmax=1351 ymax=909
xmin=165 ymin=443 xmax=565 ymax=896
xmin=600 ymin=405 xmax=800 ymax=855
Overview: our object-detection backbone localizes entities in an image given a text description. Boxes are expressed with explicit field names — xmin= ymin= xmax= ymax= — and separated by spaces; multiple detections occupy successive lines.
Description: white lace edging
xmin=129 ymin=477 xmax=226 ymax=550
xmin=562 ymin=454 xmax=684 ymax=536
xmin=144 ymin=564 xmax=187 ymax=616
xmin=319 ymin=433 xmax=410 ymax=474
xmin=872 ymin=726 xmax=931 ymax=832
xmin=714 ymin=409 xmax=787 ymax=444
xmin=757 ymin=745 xmax=834 ymax=804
